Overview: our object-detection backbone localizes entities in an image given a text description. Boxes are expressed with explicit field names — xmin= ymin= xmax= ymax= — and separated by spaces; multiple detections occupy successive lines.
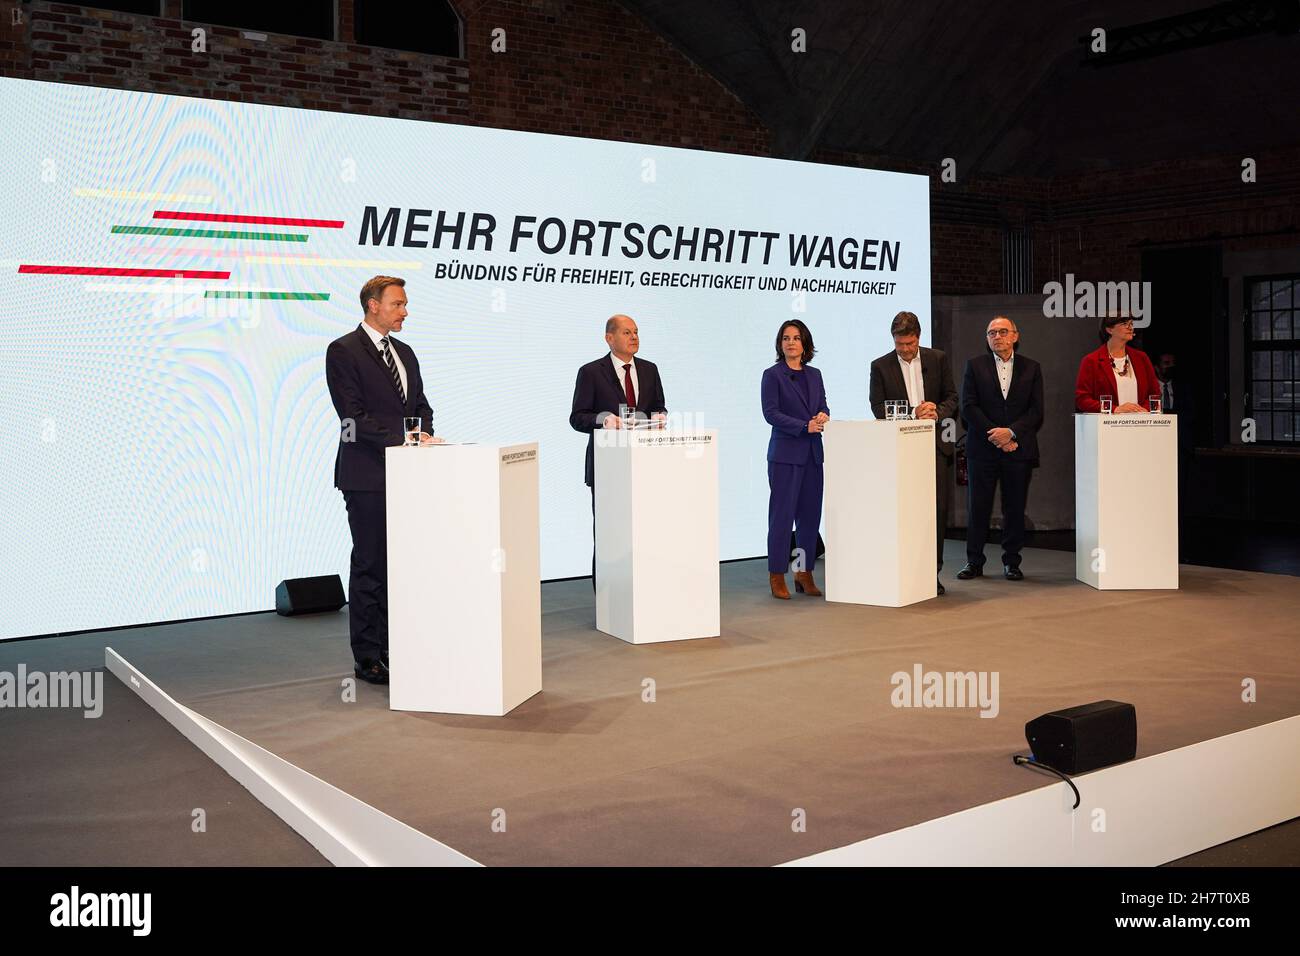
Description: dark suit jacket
xmin=568 ymin=353 xmax=668 ymax=487
xmin=868 ymin=346 xmax=959 ymax=456
xmin=761 ymin=362 xmax=829 ymax=465
xmin=325 ymin=324 xmax=435 ymax=491
xmin=1159 ymin=374 xmax=1196 ymax=452
xmin=960 ymin=351 xmax=1044 ymax=465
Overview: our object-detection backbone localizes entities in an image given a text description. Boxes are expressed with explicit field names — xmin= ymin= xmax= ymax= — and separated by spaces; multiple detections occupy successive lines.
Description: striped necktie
xmin=380 ymin=337 xmax=405 ymax=404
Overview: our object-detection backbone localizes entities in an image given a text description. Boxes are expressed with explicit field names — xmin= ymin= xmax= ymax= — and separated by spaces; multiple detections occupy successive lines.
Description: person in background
xmin=1155 ymin=351 xmax=1195 ymax=512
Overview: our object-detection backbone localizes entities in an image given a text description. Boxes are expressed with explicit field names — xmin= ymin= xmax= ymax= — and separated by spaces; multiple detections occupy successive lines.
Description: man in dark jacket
xmin=869 ymin=310 xmax=959 ymax=594
xmin=569 ymin=315 xmax=667 ymax=585
xmin=957 ymin=315 xmax=1044 ymax=581
xmin=325 ymin=275 xmax=439 ymax=684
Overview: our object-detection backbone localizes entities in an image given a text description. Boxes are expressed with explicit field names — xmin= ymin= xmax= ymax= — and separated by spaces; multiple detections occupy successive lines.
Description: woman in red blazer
xmin=1075 ymin=315 xmax=1161 ymax=413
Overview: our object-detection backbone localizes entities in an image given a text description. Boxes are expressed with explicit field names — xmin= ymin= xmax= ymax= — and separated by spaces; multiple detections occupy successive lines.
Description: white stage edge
xmin=783 ymin=714 xmax=1300 ymax=866
xmin=105 ymin=647 xmax=480 ymax=867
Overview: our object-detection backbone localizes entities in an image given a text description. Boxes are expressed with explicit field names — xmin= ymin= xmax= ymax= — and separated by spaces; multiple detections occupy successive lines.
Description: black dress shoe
xmin=937 ymin=579 xmax=946 ymax=596
xmin=955 ymin=563 xmax=983 ymax=580
xmin=1004 ymin=565 xmax=1024 ymax=581
xmin=354 ymin=659 xmax=389 ymax=685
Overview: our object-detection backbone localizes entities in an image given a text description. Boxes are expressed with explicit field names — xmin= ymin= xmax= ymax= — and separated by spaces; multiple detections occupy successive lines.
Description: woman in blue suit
xmin=762 ymin=319 xmax=830 ymax=599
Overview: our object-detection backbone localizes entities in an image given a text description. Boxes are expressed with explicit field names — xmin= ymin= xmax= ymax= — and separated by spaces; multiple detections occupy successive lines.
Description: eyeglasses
xmin=986 ymin=329 xmax=1013 ymax=338
xmin=1111 ymin=320 xmax=1135 ymax=329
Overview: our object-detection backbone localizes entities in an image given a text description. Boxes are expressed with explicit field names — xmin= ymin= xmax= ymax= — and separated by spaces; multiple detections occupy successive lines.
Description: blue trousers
xmin=767 ymin=460 xmax=823 ymax=573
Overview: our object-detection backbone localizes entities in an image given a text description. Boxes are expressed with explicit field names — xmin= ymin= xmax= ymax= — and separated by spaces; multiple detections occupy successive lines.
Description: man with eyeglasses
xmin=957 ymin=316 xmax=1045 ymax=582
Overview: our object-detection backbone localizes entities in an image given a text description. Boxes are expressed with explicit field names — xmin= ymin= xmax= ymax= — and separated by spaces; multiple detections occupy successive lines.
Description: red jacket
xmin=1074 ymin=345 xmax=1160 ymax=413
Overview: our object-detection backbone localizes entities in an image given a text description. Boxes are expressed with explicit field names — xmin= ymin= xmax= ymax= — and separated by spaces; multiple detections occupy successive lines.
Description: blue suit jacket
xmin=762 ymin=362 xmax=829 ymax=465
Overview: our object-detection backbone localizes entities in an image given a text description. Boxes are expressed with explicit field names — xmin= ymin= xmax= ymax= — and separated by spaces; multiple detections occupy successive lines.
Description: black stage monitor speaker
xmin=1025 ymin=700 xmax=1136 ymax=774
xmin=275 ymin=575 xmax=346 ymax=616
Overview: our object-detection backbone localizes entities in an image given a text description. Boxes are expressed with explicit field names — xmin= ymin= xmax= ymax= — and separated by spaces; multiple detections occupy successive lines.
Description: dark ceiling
xmin=620 ymin=0 xmax=1300 ymax=175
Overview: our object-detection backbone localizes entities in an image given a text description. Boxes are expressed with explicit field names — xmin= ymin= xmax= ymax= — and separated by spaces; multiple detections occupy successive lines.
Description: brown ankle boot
xmin=793 ymin=570 xmax=822 ymax=596
xmin=769 ymin=573 xmax=790 ymax=600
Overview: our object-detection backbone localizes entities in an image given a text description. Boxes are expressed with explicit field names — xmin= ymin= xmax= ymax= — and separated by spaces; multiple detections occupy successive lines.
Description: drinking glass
xmin=1099 ymin=396 xmax=1113 ymax=415
xmin=403 ymin=417 xmax=421 ymax=445
xmin=1148 ymin=395 xmax=1162 ymax=414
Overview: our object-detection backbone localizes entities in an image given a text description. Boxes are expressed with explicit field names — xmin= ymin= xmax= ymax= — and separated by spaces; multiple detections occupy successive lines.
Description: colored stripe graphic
xmin=124 ymin=247 xmax=422 ymax=269
xmin=112 ymin=225 xmax=309 ymax=242
xmin=155 ymin=211 xmax=345 ymax=228
xmin=76 ymin=188 xmax=213 ymax=203
xmin=205 ymin=291 xmax=330 ymax=300
xmin=19 ymin=265 xmax=231 ymax=279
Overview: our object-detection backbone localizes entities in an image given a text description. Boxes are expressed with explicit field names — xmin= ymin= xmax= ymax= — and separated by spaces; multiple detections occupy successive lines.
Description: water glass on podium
xmin=404 ymin=417 xmax=421 ymax=446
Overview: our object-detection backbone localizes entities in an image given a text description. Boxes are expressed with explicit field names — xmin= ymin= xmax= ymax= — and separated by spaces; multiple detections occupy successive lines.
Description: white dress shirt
xmin=994 ymin=353 xmax=1013 ymax=399
xmin=602 ymin=353 xmax=639 ymax=427
xmin=897 ymin=353 xmax=924 ymax=409
xmin=361 ymin=320 xmax=408 ymax=398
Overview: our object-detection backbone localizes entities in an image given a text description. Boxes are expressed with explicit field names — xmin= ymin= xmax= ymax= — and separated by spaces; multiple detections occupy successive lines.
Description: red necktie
xmin=623 ymin=363 xmax=636 ymax=410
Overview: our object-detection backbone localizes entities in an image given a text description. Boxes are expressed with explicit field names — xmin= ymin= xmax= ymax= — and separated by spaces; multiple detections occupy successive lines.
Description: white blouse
xmin=1112 ymin=355 xmax=1139 ymax=408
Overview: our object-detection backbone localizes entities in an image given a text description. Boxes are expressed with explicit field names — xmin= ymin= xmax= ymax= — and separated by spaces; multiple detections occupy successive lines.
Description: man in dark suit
xmin=868 ymin=310 xmax=959 ymax=595
xmin=325 ymin=275 xmax=440 ymax=685
xmin=957 ymin=315 xmax=1044 ymax=581
xmin=1155 ymin=351 xmax=1194 ymax=513
xmin=568 ymin=314 xmax=668 ymax=585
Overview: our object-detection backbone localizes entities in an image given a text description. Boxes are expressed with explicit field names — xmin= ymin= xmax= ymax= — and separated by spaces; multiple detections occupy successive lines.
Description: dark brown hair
xmin=890 ymin=311 xmax=922 ymax=338
xmin=1098 ymin=314 xmax=1132 ymax=345
xmin=775 ymin=320 xmax=815 ymax=364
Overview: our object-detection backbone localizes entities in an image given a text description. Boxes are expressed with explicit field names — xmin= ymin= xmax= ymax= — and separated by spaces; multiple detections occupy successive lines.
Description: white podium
xmin=594 ymin=428 xmax=719 ymax=644
xmin=1075 ymin=414 xmax=1179 ymax=590
xmin=385 ymin=443 xmax=542 ymax=715
xmin=823 ymin=419 xmax=937 ymax=607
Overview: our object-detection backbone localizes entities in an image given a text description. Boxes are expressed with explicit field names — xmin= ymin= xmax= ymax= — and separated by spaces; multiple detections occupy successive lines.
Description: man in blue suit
xmin=762 ymin=319 xmax=830 ymax=599
xmin=325 ymin=276 xmax=440 ymax=685
xmin=569 ymin=314 xmax=668 ymax=585
xmin=957 ymin=315 xmax=1044 ymax=581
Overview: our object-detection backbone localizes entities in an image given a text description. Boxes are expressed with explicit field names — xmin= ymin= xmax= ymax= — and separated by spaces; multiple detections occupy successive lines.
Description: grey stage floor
xmin=1 ymin=545 xmax=1297 ymax=866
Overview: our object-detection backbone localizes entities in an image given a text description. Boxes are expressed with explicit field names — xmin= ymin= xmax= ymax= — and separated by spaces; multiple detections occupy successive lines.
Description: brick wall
xmin=464 ymin=0 xmax=768 ymax=153
xmin=19 ymin=1 xmax=468 ymax=120
xmin=2 ymin=0 xmax=767 ymax=152
xmin=813 ymin=148 xmax=1052 ymax=296
xmin=1049 ymin=147 xmax=1300 ymax=284
xmin=0 ymin=0 xmax=29 ymax=77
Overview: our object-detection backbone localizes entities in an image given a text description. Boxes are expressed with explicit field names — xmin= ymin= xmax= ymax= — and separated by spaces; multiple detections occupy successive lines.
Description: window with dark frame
xmin=355 ymin=0 xmax=463 ymax=58
xmin=182 ymin=1 xmax=335 ymax=42
xmin=1245 ymin=275 xmax=1299 ymax=445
